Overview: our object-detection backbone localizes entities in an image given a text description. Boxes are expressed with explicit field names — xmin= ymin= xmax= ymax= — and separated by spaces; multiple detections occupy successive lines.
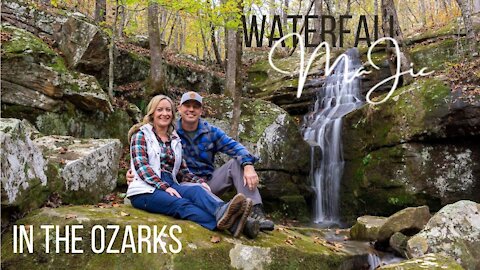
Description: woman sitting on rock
xmin=126 ymin=95 xmax=257 ymax=238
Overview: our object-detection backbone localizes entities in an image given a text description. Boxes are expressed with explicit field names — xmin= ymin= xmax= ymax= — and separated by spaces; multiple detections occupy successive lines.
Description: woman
xmin=126 ymin=95 xmax=254 ymax=237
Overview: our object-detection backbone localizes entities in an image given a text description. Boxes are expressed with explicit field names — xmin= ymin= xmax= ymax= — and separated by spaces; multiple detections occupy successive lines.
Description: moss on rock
xmin=1 ymin=205 xmax=360 ymax=269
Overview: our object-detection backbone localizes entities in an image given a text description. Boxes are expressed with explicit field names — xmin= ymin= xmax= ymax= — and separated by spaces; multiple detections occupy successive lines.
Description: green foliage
xmin=362 ymin=153 xmax=372 ymax=166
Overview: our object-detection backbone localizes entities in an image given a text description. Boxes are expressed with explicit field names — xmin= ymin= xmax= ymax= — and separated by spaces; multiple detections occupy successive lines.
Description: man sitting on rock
xmin=128 ymin=91 xmax=274 ymax=232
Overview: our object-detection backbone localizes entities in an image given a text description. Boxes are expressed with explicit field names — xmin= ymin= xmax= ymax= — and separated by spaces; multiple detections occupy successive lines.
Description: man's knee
xmin=226 ymin=158 xmax=242 ymax=174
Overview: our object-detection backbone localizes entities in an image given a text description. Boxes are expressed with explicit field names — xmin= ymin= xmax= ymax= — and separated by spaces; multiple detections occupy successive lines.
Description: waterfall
xmin=302 ymin=48 xmax=364 ymax=224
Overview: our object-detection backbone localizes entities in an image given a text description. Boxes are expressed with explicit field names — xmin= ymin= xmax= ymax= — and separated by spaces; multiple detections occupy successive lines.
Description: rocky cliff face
xmin=340 ymin=75 xmax=480 ymax=222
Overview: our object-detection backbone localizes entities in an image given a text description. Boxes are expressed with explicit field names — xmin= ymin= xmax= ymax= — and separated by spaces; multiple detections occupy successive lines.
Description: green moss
xmin=1 ymin=205 xmax=352 ymax=269
xmin=1 ymin=24 xmax=68 ymax=74
xmin=343 ymin=78 xmax=451 ymax=160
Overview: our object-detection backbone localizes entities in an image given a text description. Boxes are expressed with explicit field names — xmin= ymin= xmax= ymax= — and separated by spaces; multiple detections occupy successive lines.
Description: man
xmin=128 ymin=91 xmax=274 ymax=232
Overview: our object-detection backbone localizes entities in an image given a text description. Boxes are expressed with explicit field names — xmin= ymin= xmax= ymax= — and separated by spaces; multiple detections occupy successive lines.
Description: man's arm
xmin=212 ymin=126 xmax=260 ymax=190
xmin=212 ymin=125 xmax=258 ymax=165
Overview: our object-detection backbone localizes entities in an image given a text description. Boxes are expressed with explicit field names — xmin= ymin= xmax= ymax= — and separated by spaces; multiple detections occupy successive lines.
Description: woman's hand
xmin=126 ymin=169 xmax=134 ymax=185
xmin=165 ymin=187 xmax=182 ymax=198
xmin=201 ymin=182 xmax=211 ymax=192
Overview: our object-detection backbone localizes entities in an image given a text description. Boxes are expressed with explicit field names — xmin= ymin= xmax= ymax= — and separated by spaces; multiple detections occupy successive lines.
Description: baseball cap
xmin=180 ymin=91 xmax=203 ymax=105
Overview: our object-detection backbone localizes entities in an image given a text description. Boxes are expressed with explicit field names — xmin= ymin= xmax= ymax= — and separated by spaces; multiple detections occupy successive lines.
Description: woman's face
xmin=152 ymin=99 xmax=173 ymax=129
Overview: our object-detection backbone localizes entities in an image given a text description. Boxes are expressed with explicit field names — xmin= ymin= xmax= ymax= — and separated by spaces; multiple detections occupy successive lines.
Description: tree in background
xmin=148 ymin=1 xmax=166 ymax=96
xmin=95 ymin=0 xmax=107 ymax=22
xmin=225 ymin=0 xmax=244 ymax=139
xmin=455 ymin=0 xmax=479 ymax=56
xmin=381 ymin=0 xmax=413 ymax=85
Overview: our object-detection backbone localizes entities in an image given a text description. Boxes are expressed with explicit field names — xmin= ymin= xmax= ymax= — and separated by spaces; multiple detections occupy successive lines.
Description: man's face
xmin=179 ymin=100 xmax=203 ymax=125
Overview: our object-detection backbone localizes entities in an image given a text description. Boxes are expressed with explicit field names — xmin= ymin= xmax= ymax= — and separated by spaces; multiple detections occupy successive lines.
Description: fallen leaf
xmin=65 ymin=214 xmax=77 ymax=219
xmin=120 ymin=211 xmax=130 ymax=217
xmin=285 ymin=239 xmax=294 ymax=245
xmin=335 ymin=229 xmax=341 ymax=235
xmin=59 ymin=147 xmax=67 ymax=154
xmin=210 ymin=235 xmax=221 ymax=243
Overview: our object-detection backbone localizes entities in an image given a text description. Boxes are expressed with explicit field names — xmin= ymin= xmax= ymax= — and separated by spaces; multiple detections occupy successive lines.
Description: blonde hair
xmin=128 ymin=95 xmax=176 ymax=142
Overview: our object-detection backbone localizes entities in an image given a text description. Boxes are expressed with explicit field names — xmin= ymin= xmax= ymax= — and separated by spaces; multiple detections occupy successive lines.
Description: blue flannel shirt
xmin=176 ymin=118 xmax=259 ymax=180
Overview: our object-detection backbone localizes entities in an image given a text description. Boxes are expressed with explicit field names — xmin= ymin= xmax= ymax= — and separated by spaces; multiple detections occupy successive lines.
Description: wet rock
xmin=349 ymin=215 xmax=387 ymax=241
xmin=34 ymin=135 xmax=122 ymax=204
xmin=389 ymin=232 xmax=409 ymax=258
xmin=377 ymin=206 xmax=430 ymax=242
xmin=0 ymin=118 xmax=48 ymax=213
xmin=378 ymin=253 xmax=464 ymax=270
xmin=406 ymin=200 xmax=480 ymax=270
xmin=55 ymin=15 xmax=108 ymax=69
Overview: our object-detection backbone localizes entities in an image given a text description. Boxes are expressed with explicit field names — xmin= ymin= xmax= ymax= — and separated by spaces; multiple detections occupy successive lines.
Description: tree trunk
xmin=226 ymin=1 xmax=243 ymax=140
xmin=148 ymin=2 xmax=166 ymax=95
xmin=117 ymin=4 xmax=126 ymax=38
xmin=211 ymin=24 xmax=223 ymax=65
xmin=374 ymin=0 xmax=378 ymax=16
xmin=282 ymin=0 xmax=289 ymax=33
xmin=456 ymin=0 xmax=478 ymax=56
xmin=95 ymin=0 xmax=106 ymax=22
xmin=418 ymin=0 xmax=427 ymax=26
xmin=200 ymin=20 xmax=212 ymax=61
xmin=381 ymin=0 xmax=413 ymax=85
xmin=108 ymin=0 xmax=119 ymax=101
xmin=310 ymin=0 xmax=323 ymax=48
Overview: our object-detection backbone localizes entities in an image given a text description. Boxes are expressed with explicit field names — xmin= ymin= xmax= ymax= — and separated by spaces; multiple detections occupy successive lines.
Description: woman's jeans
xmin=130 ymin=172 xmax=225 ymax=230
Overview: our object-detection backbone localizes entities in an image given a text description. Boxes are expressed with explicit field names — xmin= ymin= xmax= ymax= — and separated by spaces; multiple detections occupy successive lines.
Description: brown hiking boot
xmin=228 ymin=198 xmax=254 ymax=238
xmin=216 ymin=193 xmax=246 ymax=230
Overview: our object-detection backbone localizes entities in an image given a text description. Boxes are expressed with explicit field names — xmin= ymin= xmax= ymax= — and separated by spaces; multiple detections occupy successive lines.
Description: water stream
xmin=302 ymin=48 xmax=364 ymax=224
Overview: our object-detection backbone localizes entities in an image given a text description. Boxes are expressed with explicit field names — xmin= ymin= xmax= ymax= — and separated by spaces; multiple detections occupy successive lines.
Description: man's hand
xmin=201 ymin=182 xmax=211 ymax=192
xmin=165 ymin=187 xmax=182 ymax=198
xmin=243 ymin=165 xmax=259 ymax=191
xmin=126 ymin=169 xmax=134 ymax=185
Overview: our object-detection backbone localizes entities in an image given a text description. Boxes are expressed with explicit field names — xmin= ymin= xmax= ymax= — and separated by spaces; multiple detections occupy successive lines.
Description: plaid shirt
xmin=130 ymin=130 xmax=205 ymax=190
xmin=176 ymin=118 xmax=259 ymax=180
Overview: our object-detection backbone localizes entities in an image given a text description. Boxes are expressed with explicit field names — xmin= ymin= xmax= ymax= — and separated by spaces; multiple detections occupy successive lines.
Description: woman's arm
xmin=131 ymin=131 xmax=170 ymax=190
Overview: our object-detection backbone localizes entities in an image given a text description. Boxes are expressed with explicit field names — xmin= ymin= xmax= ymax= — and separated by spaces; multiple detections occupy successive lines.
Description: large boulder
xmin=1 ymin=205 xmax=376 ymax=269
xmin=349 ymin=216 xmax=387 ymax=241
xmin=406 ymin=200 xmax=480 ymax=270
xmin=34 ymin=135 xmax=122 ymax=204
xmin=1 ymin=0 xmax=68 ymax=39
xmin=54 ymin=15 xmax=108 ymax=69
xmin=377 ymin=206 xmax=430 ymax=242
xmin=203 ymin=95 xmax=311 ymax=220
xmin=1 ymin=118 xmax=122 ymax=227
xmin=378 ymin=253 xmax=464 ymax=270
xmin=1 ymin=119 xmax=48 ymax=216
xmin=0 ymin=24 xmax=131 ymax=144
xmin=1 ymin=24 xmax=113 ymax=114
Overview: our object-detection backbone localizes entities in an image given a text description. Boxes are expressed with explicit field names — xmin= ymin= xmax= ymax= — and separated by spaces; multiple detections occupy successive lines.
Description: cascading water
xmin=302 ymin=48 xmax=364 ymax=224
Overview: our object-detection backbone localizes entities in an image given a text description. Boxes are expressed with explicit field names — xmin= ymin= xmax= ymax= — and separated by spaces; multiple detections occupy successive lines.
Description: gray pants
xmin=208 ymin=159 xmax=262 ymax=205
